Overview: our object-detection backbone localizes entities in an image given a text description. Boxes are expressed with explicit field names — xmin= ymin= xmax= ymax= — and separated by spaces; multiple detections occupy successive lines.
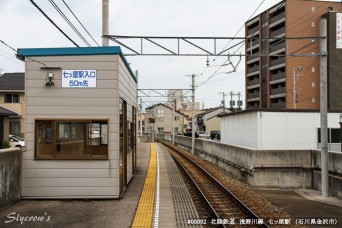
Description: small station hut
xmin=18 ymin=46 xmax=138 ymax=198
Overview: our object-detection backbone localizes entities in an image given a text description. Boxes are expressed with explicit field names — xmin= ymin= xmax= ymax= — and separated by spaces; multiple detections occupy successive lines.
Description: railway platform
xmin=132 ymin=142 xmax=342 ymax=227
xmin=1 ymin=142 xmax=342 ymax=228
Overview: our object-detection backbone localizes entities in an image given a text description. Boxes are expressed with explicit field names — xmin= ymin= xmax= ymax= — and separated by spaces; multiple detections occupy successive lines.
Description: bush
xmin=0 ymin=140 xmax=11 ymax=149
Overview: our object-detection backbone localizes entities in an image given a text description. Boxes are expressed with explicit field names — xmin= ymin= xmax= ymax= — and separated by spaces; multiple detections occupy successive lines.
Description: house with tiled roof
xmin=0 ymin=73 xmax=25 ymax=138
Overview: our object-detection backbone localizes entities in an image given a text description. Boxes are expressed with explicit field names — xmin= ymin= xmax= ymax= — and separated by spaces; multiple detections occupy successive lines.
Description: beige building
xmin=0 ymin=73 xmax=25 ymax=138
xmin=18 ymin=46 xmax=138 ymax=199
xmin=145 ymin=103 xmax=186 ymax=134
xmin=196 ymin=107 xmax=230 ymax=133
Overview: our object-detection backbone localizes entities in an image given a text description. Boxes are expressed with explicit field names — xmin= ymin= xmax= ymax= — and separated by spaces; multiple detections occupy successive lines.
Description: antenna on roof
xmin=0 ymin=68 xmax=3 ymax=76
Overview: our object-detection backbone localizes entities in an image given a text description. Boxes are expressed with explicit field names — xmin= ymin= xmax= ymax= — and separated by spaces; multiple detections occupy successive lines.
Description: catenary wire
xmin=0 ymin=39 xmax=49 ymax=67
xmin=28 ymin=0 xmax=79 ymax=47
xmin=48 ymin=0 xmax=91 ymax=46
xmin=62 ymin=0 xmax=100 ymax=46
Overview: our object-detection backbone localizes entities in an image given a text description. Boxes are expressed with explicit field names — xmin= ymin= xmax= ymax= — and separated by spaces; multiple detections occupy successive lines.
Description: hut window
xmin=35 ymin=119 xmax=108 ymax=159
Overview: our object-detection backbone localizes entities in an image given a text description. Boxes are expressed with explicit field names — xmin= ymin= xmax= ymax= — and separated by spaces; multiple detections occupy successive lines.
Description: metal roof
xmin=16 ymin=46 xmax=137 ymax=82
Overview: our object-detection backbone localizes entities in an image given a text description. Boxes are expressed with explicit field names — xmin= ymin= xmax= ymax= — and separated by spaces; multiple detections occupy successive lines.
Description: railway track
xmin=160 ymin=141 xmax=270 ymax=228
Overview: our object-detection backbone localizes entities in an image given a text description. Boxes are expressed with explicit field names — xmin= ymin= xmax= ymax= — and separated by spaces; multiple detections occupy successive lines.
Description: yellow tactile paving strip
xmin=132 ymin=143 xmax=156 ymax=228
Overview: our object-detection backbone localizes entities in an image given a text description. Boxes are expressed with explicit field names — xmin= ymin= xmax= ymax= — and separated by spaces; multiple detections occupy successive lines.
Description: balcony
xmin=248 ymin=91 xmax=260 ymax=99
xmin=247 ymin=39 xmax=259 ymax=49
xmin=247 ymin=78 xmax=260 ymax=87
xmin=248 ymin=101 xmax=260 ymax=109
xmin=270 ymin=72 xmax=285 ymax=81
xmin=247 ymin=65 xmax=259 ymax=74
xmin=270 ymin=26 xmax=285 ymax=39
xmin=270 ymin=41 xmax=285 ymax=53
xmin=270 ymin=57 xmax=285 ymax=67
xmin=247 ymin=53 xmax=259 ymax=62
xmin=247 ymin=26 xmax=259 ymax=36
xmin=270 ymin=11 xmax=285 ymax=26
xmin=270 ymin=87 xmax=285 ymax=95
xmin=270 ymin=100 xmax=285 ymax=108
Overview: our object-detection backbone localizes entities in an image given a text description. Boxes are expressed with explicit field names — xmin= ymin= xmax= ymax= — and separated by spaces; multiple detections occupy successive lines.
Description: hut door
xmin=119 ymin=98 xmax=127 ymax=195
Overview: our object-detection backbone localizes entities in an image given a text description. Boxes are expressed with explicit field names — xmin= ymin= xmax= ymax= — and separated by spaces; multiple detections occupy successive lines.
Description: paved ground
xmin=257 ymin=188 xmax=342 ymax=227
xmin=0 ymin=143 xmax=150 ymax=228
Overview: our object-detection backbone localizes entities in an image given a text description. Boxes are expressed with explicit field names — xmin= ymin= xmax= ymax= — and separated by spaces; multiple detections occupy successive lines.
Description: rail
xmin=160 ymin=141 xmax=270 ymax=228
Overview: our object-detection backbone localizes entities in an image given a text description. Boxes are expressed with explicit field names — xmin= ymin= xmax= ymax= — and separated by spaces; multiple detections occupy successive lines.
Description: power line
xmin=62 ymin=0 xmax=100 ymax=46
xmin=198 ymin=0 xmax=268 ymax=77
xmin=0 ymin=39 xmax=49 ymax=67
xmin=28 ymin=0 xmax=79 ymax=47
xmin=0 ymin=53 xmax=24 ymax=67
xmin=195 ymin=0 xmax=271 ymax=88
xmin=48 ymin=0 xmax=91 ymax=46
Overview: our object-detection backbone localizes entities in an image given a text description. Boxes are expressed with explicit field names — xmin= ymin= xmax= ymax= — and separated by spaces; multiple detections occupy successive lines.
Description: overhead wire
xmin=28 ymin=0 xmax=79 ymax=47
xmin=198 ymin=0 xmax=331 ymax=90
xmin=198 ymin=0 xmax=268 ymax=78
xmin=62 ymin=0 xmax=100 ymax=46
xmin=48 ymin=0 xmax=91 ymax=47
xmin=0 ymin=53 xmax=25 ymax=67
xmin=195 ymin=0 xmax=272 ymax=89
xmin=0 ymin=39 xmax=49 ymax=67
xmin=196 ymin=1 xmax=330 ymax=107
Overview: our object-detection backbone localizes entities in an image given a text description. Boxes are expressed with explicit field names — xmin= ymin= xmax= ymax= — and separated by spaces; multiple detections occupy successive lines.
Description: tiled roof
xmin=0 ymin=73 xmax=25 ymax=91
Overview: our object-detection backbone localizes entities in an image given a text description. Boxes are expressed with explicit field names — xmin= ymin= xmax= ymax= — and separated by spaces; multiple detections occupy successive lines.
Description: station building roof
xmin=16 ymin=46 xmax=137 ymax=82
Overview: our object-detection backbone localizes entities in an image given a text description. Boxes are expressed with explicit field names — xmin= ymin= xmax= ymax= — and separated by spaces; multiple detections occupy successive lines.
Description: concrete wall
xmin=0 ymin=148 xmax=21 ymax=209
xmin=157 ymin=133 xmax=342 ymax=199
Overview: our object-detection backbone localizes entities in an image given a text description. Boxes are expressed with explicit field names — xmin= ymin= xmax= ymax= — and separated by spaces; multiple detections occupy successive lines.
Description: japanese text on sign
xmin=62 ymin=70 xmax=96 ymax=88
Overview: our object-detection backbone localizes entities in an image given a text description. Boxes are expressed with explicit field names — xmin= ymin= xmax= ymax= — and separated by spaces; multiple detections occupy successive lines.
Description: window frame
xmin=35 ymin=119 xmax=109 ymax=160
xmin=4 ymin=93 xmax=20 ymax=103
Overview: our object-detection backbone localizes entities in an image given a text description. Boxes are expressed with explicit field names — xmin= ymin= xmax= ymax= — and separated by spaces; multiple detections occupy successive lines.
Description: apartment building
xmin=245 ymin=0 xmax=342 ymax=110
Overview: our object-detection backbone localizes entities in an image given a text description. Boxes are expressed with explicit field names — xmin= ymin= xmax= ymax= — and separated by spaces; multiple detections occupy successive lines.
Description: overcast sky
xmin=0 ymin=0 xmax=286 ymax=109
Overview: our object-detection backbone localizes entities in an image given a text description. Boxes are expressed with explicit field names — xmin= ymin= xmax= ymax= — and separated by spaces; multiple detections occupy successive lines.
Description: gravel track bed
xmin=161 ymin=142 xmax=307 ymax=228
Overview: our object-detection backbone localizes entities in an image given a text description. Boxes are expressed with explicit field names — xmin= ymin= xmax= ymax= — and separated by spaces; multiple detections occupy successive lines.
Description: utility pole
xmin=186 ymin=74 xmax=197 ymax=154
xmin=229 ymin=91 xmax=236 ymax=111
xmin=191 ymin=74 xmax=196 ymax=154
xmin=218 ymin=92 xmax=227 ymax=112
xmin=139 ymin=98 xmax=142 ymax=136
xmin=102 ymin=0 xmax=109 ymax=46
xmin=172 ymin=97 xmax=175 ymax=145
xmin=237 ymin=92 xmax=243 ymax=110
xmin=292 ymin=66 xmax=305 ymax=109
xmin=320 ymin=17 xmax=329 ymax=197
